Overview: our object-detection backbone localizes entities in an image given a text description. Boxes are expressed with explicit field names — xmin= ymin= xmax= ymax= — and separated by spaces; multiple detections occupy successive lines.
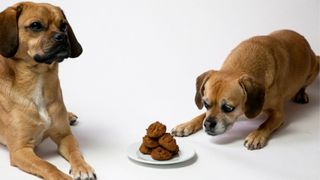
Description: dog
xmin=0 ymin=2 xmax=96 ymax=180
xmin=172 ymin=30 xmax=319 ymax=150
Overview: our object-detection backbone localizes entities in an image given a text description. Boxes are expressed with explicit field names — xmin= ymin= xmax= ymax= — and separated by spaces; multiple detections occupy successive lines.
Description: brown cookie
xmin=139 ymin=143 xmax=152 ymax=154
xmin=150 ymin=147 xmax=173 ymax=161
xmin=171 ymin=145 xmax=180 ymax=155
xmin=159 ymin=133 xmax=179 ymax=153
xmin=146 ymin=121 xmax=166 ymax=138
xmin=142 ymin=135 xmax=159 ymax=148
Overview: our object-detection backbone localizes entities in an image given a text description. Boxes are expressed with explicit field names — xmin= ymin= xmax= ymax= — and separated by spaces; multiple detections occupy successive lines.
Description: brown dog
xmin=0 ymin=2 xmax=96 ymax=180
xmin=172 ymin=30 xmax=319 ymax=150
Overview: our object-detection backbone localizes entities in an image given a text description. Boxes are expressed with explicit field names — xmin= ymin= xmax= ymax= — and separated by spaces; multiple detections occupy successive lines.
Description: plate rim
xmin=127 ymin=141 xmax=196 ymax=165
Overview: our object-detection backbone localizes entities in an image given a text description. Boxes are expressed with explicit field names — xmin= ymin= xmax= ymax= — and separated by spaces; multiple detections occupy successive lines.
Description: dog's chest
xmin=32 ymin=76 xmax=51 ymax=141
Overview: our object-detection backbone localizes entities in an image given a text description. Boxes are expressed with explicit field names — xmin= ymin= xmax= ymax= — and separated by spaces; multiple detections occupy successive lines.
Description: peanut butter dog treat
xmin=139 ymin=121 xmax=179 ymax=160
xmin=159 ymin=133 xmax=179 ymax=153
xmin=139 ymin=144 xmax=152 ymax=154
xmin=146 ymin=121 xmax=166 ymax=138
xmin=151 ymin=147 xmax=173 ymax=161
xmin=143 ymin=135 xmax=159 ymax=148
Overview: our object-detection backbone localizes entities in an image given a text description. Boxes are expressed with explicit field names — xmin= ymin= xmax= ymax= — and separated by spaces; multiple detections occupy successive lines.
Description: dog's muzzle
xmin=34 ymin=32 xmax=71 ymax=64
xmin=204 ymin=117 xmax=231 ymax=136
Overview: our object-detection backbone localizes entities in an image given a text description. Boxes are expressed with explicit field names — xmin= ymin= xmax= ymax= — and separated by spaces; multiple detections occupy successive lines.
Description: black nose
xmin=204 ymin=117 xmax=217 ymax=131
xmin=53 ymin=33 xmax=67 ymax=42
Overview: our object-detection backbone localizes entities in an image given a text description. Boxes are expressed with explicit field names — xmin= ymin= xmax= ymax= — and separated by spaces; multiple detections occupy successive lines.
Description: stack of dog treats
xmin=139 ymin=121 xmax=179 ymax=160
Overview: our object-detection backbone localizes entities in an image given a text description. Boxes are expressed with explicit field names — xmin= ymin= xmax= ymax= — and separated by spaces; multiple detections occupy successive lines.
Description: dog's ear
xmin=0 ymin=6 xmax=22 ymax=58
xmin=239 ymin=75 xmax=265 ymax=118
xmin=61 ymin=10 xmax=83 ymax=58
xmin=195 ymin=70 xmax=216 ymax=109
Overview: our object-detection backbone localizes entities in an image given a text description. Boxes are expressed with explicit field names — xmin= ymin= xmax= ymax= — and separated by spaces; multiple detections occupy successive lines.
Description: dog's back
xmin=270 ymin=30 xmax=319 ymax=86
xmin=222 ymin=30 xmax=319 ymax=102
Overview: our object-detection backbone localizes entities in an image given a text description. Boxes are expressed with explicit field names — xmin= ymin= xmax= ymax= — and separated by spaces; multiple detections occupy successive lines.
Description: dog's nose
xmin=204 ymin=117 xmax=217 ymax=131
xmin=53 ymin=33 xmax=67 ymax=42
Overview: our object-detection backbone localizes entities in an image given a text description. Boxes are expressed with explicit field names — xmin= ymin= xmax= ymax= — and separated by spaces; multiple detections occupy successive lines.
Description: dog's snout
xmin=53 ymin=33 xmax=67 ymax=42
xmin=204 ymin=117 xmax=217 ymax=131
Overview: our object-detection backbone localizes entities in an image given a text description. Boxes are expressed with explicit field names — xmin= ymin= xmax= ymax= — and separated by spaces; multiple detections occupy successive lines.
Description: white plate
xmin=127 ymin=142 xmax=196 ymax=165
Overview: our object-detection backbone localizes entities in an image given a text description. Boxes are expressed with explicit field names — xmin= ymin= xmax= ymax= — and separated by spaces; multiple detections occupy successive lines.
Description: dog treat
xmin=142 ymin=135 xmax=159 ymax=148
xmin=150 ymin=147 xmax=173 ymax=161
xmin=139 ymin=144 xmax=152 ymax=154
xmin=159 ymin=133 xmax=179 ymax=153
xmin=139 ymin=121 xmax=179 ymax=160
xmin=146 ymin=121 xmax=166 ymax=138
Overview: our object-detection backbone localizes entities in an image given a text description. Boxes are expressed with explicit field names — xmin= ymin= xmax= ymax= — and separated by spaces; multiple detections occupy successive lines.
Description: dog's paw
xmin=293 ymin=90 xmax=309 ymax=104
xmin=171 ymin=123 xmax=198 ymax=137
xmin=69 ymin=163 xmax=96 ymax=180
xmin=244 ymin=131 xmax=268 ymax=150
xmin=68 ymin=112 xmax=78 ymax=126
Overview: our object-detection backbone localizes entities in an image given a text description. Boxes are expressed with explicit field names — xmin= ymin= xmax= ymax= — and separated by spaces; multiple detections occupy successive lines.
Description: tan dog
xmin=0 ymin=2 xmax=96 ymax=180
xmin=172 ymin=30 xmax=319 ymax=150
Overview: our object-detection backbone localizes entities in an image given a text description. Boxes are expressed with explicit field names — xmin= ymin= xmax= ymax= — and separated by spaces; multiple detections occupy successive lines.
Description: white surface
xmin=127 ymin=142 xmax=196 ymax=165
xmin=0 ymin=0 xmax=320 ymax=180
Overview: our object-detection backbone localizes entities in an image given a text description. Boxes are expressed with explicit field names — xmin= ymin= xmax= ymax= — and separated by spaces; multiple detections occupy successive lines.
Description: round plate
xmin=127 ymin=142 xmax=196 ymax=165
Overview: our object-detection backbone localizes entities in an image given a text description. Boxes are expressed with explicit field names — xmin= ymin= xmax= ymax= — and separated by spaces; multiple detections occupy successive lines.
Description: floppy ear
xmin=61 ymin=10 xmax=83 ymax=58
xmin=238 ymin=75 xmax=265 ymax=118
xmin=0 ymin=6 xmax=22 ymax=58
xmin=195 ymin=70 xmax=216 ymax=109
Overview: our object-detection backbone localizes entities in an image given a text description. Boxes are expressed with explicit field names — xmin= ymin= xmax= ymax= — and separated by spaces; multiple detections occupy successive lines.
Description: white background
xmin=0 ymin=0 xmax=319 ymax=180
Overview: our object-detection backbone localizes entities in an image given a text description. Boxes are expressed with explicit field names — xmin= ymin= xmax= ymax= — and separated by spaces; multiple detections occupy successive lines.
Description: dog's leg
xmin=293 ymin=88 xmax=309 ymax=104
xmin=51 ymin=133 xmax=96 ymax=180
xmin=10 ymin=147 xmax=72 ymax=180
xmin=244 ymin=108 xmax=284 ymax=150
xmin=172 ymin=113 xmax=206 ymax=137
xmin=68 ymin=112 xmax=78 ymax=126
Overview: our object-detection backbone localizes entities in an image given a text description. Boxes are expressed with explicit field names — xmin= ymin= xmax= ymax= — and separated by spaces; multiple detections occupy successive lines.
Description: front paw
xmin=244 ymin=131 xmax=268 ymax=150
xmin=171 ymin=122 xmax=198 ymax=137
xmin=69 ymin=163 xmax=96 ymax=180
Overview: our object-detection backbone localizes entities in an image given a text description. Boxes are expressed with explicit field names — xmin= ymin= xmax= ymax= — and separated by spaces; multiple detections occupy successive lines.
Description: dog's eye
xmin=203 ymin=101 xmax=211 ymax=110
xmin=29 ymin=22 xmax=43 ymax=32
xmin=60 ymin=23 xmax=68 ymax=32
xmin=221 ymin=104 xmax=234 ymax=113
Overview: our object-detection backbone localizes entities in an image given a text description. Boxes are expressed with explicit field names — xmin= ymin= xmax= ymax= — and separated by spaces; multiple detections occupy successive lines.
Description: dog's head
xmin=0 ymin=2 xmax=82 ymax=65
xmin=195 ymin=70 xmax=265 ymax=136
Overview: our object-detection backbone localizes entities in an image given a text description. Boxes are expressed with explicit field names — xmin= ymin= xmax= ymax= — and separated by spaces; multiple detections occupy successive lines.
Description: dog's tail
xmin=306 ymin=55 xmax=320 ymax=85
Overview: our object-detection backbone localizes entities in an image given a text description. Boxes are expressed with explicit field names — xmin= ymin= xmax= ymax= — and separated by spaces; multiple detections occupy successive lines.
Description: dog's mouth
xmin=34 ymin=45 xmax=70 ymax=64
